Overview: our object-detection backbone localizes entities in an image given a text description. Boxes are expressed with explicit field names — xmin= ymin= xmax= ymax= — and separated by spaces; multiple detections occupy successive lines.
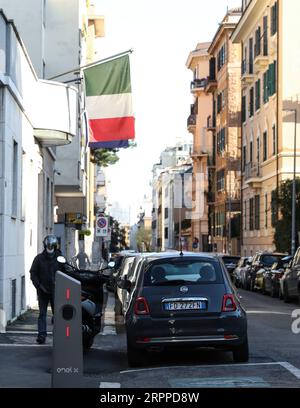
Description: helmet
xmin=43 ymin=235 xmax=58 ymax=251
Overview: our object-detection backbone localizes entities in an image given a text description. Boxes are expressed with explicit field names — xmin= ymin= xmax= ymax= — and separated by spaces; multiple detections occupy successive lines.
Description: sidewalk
xmin=6 ymin=307 xmax=53 ymax=334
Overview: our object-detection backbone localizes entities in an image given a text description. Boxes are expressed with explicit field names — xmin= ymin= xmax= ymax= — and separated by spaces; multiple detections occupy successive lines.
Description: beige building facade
xmin=232 ymin=0 xmax=300 ymax=256
xmin=206 ymin=9 xmax=242 ymax=254
xmin=186 ymin=42 xmax=212 ymax=252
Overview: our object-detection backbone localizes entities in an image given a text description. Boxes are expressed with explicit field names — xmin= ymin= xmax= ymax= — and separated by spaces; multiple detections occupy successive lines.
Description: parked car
xmin=280 ymin=248 xmax=300 ymax=303
xmin=255 ymin=253 xmax=289 ymax=294
xmin=262 ymin=255 xmax=293 ymax=297
xmin=118 ymin=252 xmax=248 ymax=367
xmin=218 ymin=254 xmax=241 ymax=280
xmin=116 ymin=254 xmax=138 ymax=306
xmin=248 ymin=252 xmax=286 ymax=291
xmin=232 ymin=257 xmax=252 ymax=288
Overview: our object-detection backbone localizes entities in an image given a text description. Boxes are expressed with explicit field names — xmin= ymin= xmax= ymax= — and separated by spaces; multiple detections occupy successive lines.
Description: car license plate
xmin=164 ymin=301 xmax=206 ymax=311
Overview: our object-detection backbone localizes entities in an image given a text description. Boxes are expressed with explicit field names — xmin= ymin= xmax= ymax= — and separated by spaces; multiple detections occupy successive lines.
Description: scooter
xmin=57 ymin=256 xmax=110 ymax=349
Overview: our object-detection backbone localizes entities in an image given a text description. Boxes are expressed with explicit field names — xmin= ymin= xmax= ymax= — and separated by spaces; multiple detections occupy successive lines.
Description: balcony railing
xmin=207 ymin=115 xmax=216 ymax=131
xmin=244 ymin=162 xmax=261 ymax=180
xmin=190 ymin=78 xmax=207 ymax=91
xmin=187 ymin=114 xmax=196 ymax=127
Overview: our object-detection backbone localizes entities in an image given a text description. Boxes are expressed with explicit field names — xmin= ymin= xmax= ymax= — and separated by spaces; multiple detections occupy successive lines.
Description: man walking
xmin=30 ymin=235 xmax=62 ymax=344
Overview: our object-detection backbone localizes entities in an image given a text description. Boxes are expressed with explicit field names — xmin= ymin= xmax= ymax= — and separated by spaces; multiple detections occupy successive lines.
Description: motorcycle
xmin=57 ymin=256 xmax=110 ymax=350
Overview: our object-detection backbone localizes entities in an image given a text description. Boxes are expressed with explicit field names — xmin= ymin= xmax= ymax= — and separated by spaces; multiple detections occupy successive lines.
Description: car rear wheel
xmin=232 ymin=339 xmax=249 ymax=363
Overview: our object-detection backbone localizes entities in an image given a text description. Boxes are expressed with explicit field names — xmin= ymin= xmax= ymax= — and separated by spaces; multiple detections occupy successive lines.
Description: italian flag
xmin=84 ymin=55 xmax=135 ymax=147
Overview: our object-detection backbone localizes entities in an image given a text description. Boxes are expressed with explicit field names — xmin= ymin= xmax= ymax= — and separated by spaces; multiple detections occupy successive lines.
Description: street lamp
xmin=283 ymin=109 xmax=297 ymax=256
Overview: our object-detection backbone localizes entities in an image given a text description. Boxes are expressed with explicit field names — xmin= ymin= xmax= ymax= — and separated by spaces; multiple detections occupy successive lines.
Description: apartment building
xmin=205 ymin=8 xmax=242 ymax=255
xmin=232 ymin=0 xmax=300 ymax=256
xmin=186 ymin=42 xmax=212 ymax=252
xmin=151 ymin=143 xmax=193 ymax=251
xmin=0 ymin=10 xmax=76 ymax=330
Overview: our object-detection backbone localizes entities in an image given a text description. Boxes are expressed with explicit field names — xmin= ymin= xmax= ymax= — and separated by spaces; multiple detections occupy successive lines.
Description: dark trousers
xmin=37 ymin=290 xmax=54 ymax=337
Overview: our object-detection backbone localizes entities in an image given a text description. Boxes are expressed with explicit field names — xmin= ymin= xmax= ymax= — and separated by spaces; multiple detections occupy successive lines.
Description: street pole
xmin=228 ymin=158 xmax=232 ymax=255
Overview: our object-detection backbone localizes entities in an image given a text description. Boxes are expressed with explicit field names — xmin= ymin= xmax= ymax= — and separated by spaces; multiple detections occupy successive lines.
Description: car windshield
xmin=261 ymin=255 xmax=284 ymax=266
xmin=144 ymin=259 xmax=224 ymax=286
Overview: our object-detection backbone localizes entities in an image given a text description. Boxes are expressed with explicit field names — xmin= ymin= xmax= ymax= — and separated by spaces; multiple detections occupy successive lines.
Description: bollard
xmin=51 ymin=271 xmax=83 ymax=388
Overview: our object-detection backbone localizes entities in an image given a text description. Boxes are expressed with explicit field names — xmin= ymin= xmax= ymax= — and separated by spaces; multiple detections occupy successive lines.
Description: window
xmin=217 ymin=169 xmax=225 ymax=191
xmin=217 ymin=93 xmax=222 ymax=113
xmin=269 ymin=61 xmax=277 ymax=96
xmin=263 ymin=71 xmax=269 ymax=103
xmin=249 ymin=87 xmax=254 ymax=117
xmin=271 ymin=190 xmax=277 ymax=226
xmin=272 ymin=124 xmax=276 ymax=155
xmin=254 ymin=26 xmax=261 ymax=57
xmin=217 ymin=128 xmax=226 ymax=153
xmin=12 ymin=140 xmax=18 ymax=217
xmin=265 ymin=193 xmax=268 ymax=228
xmin=263 ymin=15 xmax=268 ymax=55
xmin=249 ymin=38 xmax=253 ymax=74
xmin=271 ymin=2 xmax=278 ymax=36
xmin=257 ymin=136 xmax=260 ymax=163
xmin=21 ymin=276 xmax=25 ymax=311
xmin=255 ymin=79 xmax=261 ymax=111
xmin=242 ymin=95 xmax=246 ymax=123
xmin=254 ymin=195 xmax=260 ymax=230
xmin=249 ymin=198 xmax=254 ymax=231
xmin=11 ymin=279 xmax=17 ymax=319
xmin=209 ymin=57 xmax=216 ymax=80
xmin=250 ymin=140 xmax=253 ymax=163
xmin=164 ymin=227 xmax=168 ymax=240
xmin=164 ymin=207 xmax=169 ymax=219
xmin=263 ymin=131 xmax=268 ymax=161
xmin=242 ymin=145 xmax=246 ymax=172
xmin=217 ymin=43 xmax=226 ymax=71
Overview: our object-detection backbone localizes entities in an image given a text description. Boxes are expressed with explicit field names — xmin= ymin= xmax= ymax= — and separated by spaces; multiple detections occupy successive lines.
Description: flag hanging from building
xmin=84 ymin=54 xmax=135 ymax=148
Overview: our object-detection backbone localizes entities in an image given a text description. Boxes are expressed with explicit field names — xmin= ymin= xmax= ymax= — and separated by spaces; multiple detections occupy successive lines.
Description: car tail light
xmin=222 ymin=294 xmax=237 ymax=312
xmin=134 ymin=297 xmax=150 ymax=315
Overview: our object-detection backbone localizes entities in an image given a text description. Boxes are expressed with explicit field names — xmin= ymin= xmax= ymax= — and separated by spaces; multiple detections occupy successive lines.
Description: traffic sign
xmin=96 ymin=216 xmax=109 ymax=237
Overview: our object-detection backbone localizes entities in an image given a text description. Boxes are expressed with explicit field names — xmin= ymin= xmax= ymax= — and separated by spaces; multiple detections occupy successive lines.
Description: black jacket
xmin=30 ymin=250 xmax=63 ymax=294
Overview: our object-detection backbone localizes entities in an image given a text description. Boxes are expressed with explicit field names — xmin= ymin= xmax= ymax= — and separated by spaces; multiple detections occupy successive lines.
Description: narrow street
xmin=0 ymin=288 xmax=299 ymax=388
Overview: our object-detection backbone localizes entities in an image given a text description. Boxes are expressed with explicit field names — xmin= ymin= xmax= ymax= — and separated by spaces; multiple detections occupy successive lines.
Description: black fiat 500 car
xmin=118 ymin=252 xmax=248 ymax=367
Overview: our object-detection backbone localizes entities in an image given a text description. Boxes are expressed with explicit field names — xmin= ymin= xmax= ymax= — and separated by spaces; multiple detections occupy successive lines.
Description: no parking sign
xmin=96 ymin=215 xmax=109 ymax=237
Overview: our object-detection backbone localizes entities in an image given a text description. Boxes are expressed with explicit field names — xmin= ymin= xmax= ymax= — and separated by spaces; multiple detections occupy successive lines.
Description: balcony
xmin=207 ymin=115 xmax=216 ymax=132
xmin=191 ymin=147 xmax=208 ymax=159
xmin=205 ymin=76 xmax=217 ymax=94
xmin=187 ymin=114 xmax=196 ymax=132
xmin=253 ymin=50 xmax=269 ymax=73
xmin=244 ymin=162 xmax=262 ymax=188
xmin=241 ymin=60 xmax=255 ymax=89
xmin=33 ymin=80 xmax=77 ymax=147
xmin=190 ymin=78 xmax=207 ymax=94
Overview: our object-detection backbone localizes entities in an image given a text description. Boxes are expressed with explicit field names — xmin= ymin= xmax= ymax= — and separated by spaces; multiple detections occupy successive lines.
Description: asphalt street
xmin=0 ymin=288 xmax=299 ymax=388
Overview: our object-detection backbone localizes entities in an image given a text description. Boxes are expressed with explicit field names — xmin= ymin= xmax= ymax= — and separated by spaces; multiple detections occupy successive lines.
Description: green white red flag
xmin=83 ymin=55 xmax=135 ymax=148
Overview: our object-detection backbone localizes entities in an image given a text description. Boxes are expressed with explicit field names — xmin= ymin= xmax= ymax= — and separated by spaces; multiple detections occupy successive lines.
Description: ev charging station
xmin=52 ymin=270 xmax=83 ymax=388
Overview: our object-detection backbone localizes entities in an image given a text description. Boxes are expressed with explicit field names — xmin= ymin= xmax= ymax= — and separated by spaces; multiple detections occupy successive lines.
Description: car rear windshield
xmin=222 ymin=256 xmax=240 ymax=265
xmin=261 ymin=255 xmax=284 ymax=266
xmin=143 ymin=258 xmax=224 ymax=286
